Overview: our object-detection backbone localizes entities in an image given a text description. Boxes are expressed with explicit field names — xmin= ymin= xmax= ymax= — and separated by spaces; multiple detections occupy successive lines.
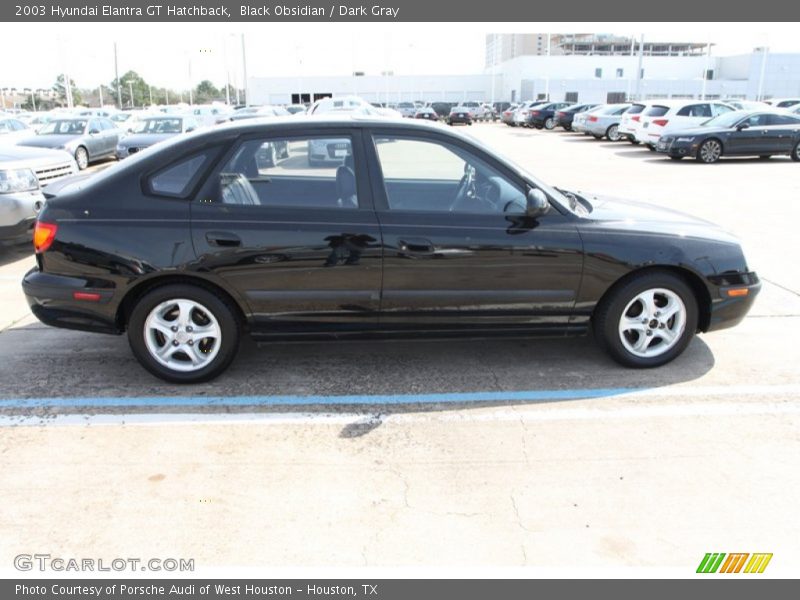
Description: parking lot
xmin=1 ymin=122 xmax=798 ymax=572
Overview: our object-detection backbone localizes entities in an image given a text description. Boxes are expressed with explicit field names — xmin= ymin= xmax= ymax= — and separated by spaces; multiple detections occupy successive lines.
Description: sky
xmin=1 ymin=22 xmax=798 ymax=92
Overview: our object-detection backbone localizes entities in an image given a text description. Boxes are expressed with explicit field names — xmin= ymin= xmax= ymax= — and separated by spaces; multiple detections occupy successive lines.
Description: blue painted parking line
xmin=0 ymin=387 xmax=637 ymax=409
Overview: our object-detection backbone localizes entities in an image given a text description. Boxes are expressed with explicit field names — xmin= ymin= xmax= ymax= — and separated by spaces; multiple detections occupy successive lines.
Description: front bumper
xmin=0 ymin=190 xmax=45 ymax=242
xmin=656 ymin=138 xmax=697 ymax=157
xmin=706 ymin=272 xmax=762 ymax=332
xmin=22 ymin=268 xmax=120 ymax=334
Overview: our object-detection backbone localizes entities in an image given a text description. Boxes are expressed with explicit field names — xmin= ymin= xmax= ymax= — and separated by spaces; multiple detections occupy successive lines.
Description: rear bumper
xmin=22 ymin=268 xmax=121 ymax=334
xmin=706 ymin=272 xmax=762 ymax=332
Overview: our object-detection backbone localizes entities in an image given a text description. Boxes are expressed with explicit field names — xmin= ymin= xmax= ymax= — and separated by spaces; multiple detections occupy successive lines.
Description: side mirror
xmin=186 ymin=126 xmax=196 ymax=132
xmin=526 ymin=188 xmax=549 ymax=217
xmin=736 ymin=122 xmax=750 ymax=131
xmin=88 ymin=128 xmax=100 ymax=135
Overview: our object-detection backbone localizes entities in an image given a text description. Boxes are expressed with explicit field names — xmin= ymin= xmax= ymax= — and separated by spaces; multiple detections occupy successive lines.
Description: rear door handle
xmin=206 ymin=231 xmax=242 ymax=247
xmin=398 ymin=237 xmax=435 ymax=256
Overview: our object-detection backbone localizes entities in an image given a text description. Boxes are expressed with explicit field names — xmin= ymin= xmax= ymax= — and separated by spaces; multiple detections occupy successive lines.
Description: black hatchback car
xmin=656 ymin=110 xmax=800 ymax=163
xmin=23 ymin=116 xmax=760 ymax=382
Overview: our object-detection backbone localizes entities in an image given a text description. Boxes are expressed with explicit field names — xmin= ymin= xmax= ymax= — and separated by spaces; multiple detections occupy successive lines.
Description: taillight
xmin=588 ymin=116 xmax=598 ymax=122
xmin=653 ymin=119 xmax=669 ymax=127
xmin=632 ymin=115 xmax=641 ymax=122
xmin=33 ymin=221 xmax=57 ymax=253
xmin=556 ymin=112 xmax=564 ymax=117
xmin=531 ymin=110 xmax=540 ymax=116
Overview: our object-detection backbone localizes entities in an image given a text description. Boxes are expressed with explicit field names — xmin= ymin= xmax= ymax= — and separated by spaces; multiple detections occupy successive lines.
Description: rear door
xmin=727 ymin=113 xmax=770 ymax=154
xmin=765 ymin=113 xmax=800 ymax=152
xmin=365 ymin=129 xmax=583 ymax=332
xmin=189 ymin=127 xmax=383 ymax=334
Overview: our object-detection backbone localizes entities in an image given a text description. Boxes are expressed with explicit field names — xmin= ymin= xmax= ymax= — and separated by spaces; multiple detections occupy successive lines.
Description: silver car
xmin=116 ymin=115 xmax=199 ymax=159
xmin=18 ymin=117 xmax=123 ymax=170
xmin=574 ymin=103 xmax=631 ymax=140
xmin=0 ymin=146 xmax=77 ymax=244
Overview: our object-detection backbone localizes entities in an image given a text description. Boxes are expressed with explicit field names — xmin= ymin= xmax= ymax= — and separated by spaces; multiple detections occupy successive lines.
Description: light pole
xmin=222 ymin=35 xmax=231 ymax=106
xmin=127 ymin=80 xmax=134 ymax=108
xmin=149 ymin=85 xmax=153 ymax=106
xmin=241 ymin=33 xmax=249 ymax=106
xmin=98 ymin=85 xmax=103 ymax=107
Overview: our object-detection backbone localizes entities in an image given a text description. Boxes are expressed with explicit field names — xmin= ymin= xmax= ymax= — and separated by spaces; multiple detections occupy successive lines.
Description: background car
xmin=656 ymin=110 xmax=800 ymax=163
xmin=765 ymin=98 xmax=800 ymax=109
xmin=430 ymin=102 xmax=456 ymax=119
xmin=501 ymin=103 xmax=520 ymax=126
xmin=447 ymin=106 xmax=473 ymax=125
xmin=396 ymin=102 xmax=417 ymax=118
xmin=513 ymin=101 xmax=546 ymax=127
xmin=721 ymin=99 xmax=772 ymax=111
xmin=116 ymin=115 xmax=200 ymax=159
xmin=285 ymin=104 xmax=308 ymax=115
xmin=18 ymin=117 xmax=123 ymax=169
xmin=0 ymin=117 xmax=33 ymax=145
xmin=414 ymin=107 xmax=440 ymax=121
xmin=578 ymin=103 xmax=631 ymax=140
xmin=0 ymin=145 xmax=77 ymax=244
xmin=618 ymin=102 xmax=654 ymax=143
xmin=636 ymin=100 xmax=736 ymax=149
xmin=228 ymin=105 xmax=291 ymax=121
xmin=528 ymin=102 xmax=574 ymax=129
xmin=555 ymin=103 xmax=599 ymax=131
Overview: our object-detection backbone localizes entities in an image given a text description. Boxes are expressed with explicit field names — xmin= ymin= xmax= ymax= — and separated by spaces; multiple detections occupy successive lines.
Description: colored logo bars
xmin=696 ymin=553 xmax=773 ymax=573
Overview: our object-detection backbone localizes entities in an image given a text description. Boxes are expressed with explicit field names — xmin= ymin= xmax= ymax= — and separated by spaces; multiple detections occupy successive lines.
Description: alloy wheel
xmin=74 ymin=147 xmax=89 ymax=170
xmin=618 ymin=288 xmax=687 ymax=358
xmin=699 ymin=140 xmax=722 ymax=163
xmin=607 ymin=125 xmax=620 ymax=141
xmin=143 ymin=298 xmax=222 ymax=372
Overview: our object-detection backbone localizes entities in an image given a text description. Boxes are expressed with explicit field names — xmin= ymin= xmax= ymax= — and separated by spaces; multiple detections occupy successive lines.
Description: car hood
xmin=19 ymin=135 xmax=79 ymax=149
xmin=581 ymin=194 xmax=739 ymax=245
xmin=119 ymin=133 xmax=174 ymax=146
xmin=0 ymin=144 xmax=74 ymax=169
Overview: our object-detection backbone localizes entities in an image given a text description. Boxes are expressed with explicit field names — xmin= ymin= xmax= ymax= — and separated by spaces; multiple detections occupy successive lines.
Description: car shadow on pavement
xmin=0 ymin=241 xmax=33 ymax=268
xmin=0 ymin=323 xmax=717 ymax=433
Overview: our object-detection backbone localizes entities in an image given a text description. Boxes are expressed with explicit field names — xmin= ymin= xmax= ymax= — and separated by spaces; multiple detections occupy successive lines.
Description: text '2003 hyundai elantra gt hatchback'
xmin=22 ymin=116 xmax=760 ymax=383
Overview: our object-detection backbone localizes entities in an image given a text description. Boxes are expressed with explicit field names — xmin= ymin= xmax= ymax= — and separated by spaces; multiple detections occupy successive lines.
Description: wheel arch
xmin=115 ymin=273 xmax=250 ymax=333
xmin=592 ymin=265 xmax=712 ymax=332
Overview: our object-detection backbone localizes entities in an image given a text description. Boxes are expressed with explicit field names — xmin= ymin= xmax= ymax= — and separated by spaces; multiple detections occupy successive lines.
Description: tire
xmin=592 ymin=134 xmax=603 ymax=140
xmin=696 ymin=139 xmax=722 ymax=163
xmin=127 ymin=284 xmax=241 ymax=383
xmin=669 ymin=156 xmax=683 ymax=161
xmin=544 ymin=118 xmax=556 ymax=130
xmin=792 ymin=141 xmax=800 ymax=162
xmin=647 ymin=144 xmax=656 ymax=152
xmin=628 ymin=138 xmax=640 ymax=145
xmin=606 ymin=124 xmax=621 ymax=141
xmin=563 ymin=124 xmax=572 ymax=132
xmin=758 ymin=155 xmax=771 ymax=160
xmin=593 ymin=271 xmax=698 ymax=368
xmin=74 ymin=146 xmax=89 ymax=170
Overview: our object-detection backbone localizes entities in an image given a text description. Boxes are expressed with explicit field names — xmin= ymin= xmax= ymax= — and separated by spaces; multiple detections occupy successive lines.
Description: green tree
xmin=110 ymin=70 xmax=150 ymax=109
xmin=52 ymin=74 xmax=81 ymax=107
xmin=194 ymin=80 xmax=221 ymax=104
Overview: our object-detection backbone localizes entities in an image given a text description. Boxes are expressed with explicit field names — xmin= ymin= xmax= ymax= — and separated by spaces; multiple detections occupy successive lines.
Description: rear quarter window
xmin=644 ymin=105 xmax=669 ymax=117
xmin=148 ymin=153 xmax=210 ymax=197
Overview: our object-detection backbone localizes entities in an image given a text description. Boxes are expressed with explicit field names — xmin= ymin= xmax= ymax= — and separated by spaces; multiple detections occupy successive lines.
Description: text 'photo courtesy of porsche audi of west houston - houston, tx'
xmin=22 ymin=116 xmax=760 ymax=383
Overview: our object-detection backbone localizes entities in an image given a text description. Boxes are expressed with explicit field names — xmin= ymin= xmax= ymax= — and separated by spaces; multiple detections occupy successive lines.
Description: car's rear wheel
xmin=606 ymin=124 xmax=621 ymax=141
xmin=128 ymin=284 xmax=241 ymax=383
xmin=670 ymin=156 xmax=683 ymax=161
xmin=791 ymin=141 xmax=800 ymax=162
xmin=563 ymin=124 xmax=572 ymax=131
xmin=628 ymin=138 xmax=640 ymax=145
xmin=592 ymin=133 xmax=603 ymax=140
xmin=544 ymin=117 xmax=556 ymax=130
xmin=697 ymin=139 xmax=722 ymax=163
xmin=593 ymin=271 xmax=698 ymax=368
xmin=74 ymin=146 xmax=89 ymax=170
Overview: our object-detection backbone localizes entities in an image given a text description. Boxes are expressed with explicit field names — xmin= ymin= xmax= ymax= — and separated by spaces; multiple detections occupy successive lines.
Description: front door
xmin=365 ymin=130 xmax=583 ymax=332
xmin=190 ymin=129 xmax=383 ymax=334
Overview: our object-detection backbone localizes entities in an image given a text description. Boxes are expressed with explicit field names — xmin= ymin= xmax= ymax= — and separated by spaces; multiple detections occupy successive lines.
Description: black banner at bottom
xmin=3 ymin=580 xmax=798 ymax=600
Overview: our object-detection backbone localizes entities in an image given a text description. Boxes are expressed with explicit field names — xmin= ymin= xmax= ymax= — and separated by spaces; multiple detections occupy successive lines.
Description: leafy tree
xmin=110 ymin=70 xmax=150 ymax=109
xmin=52 ymin=74 xmax=81 ymax=107
xmin=194 ymin=80 xmax=221 ymax=103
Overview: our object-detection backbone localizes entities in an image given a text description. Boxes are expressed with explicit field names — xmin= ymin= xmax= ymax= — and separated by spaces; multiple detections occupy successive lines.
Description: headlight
xmin=676 ymin=137 xmax=696 ymax=143
xmin=0 ymin=168 xmax=39 ymax=194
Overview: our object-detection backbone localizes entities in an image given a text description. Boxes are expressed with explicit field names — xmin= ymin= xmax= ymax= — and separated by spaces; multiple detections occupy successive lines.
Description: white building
xmin=248 ymin=49 xmax=800 ymax=106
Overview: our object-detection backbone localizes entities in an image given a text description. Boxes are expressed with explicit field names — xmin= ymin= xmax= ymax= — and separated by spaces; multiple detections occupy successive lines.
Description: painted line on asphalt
xmin=0 ymin=383 xmax=798 ymax=412
xmin=1 ymin=400 xmax=799 ymax=428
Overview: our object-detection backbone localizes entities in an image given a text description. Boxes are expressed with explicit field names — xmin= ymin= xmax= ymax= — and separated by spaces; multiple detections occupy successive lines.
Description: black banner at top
xmin=1 ymin=0 xmax=799 ymax=21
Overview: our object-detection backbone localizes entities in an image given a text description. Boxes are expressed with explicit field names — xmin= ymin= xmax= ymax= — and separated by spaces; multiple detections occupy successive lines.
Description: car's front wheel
xmin=74 ymin=146 xmax=89 ymax=170
xmin=593 ymin=271 xmax=698 ymax=368
xmin=606 ymin=124 xmax=621 ymax=141
xmin=791 ymin=141 xmax=800 ymax=162
xmin=697 ymin=139 xmax=722 ymax=163
xmin=128 ymin=284 xmax=241 ymax=383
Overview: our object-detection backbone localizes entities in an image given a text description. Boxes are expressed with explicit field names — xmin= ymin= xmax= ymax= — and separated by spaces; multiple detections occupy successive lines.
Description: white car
xmin=635 ymin=100 xmax=736 ymax=148
xmin=765 ymin=98 xmax=800 ymax=109
xmin=0 ymin=117 xmax=34 ymax=145
xmin=513 ymin=101 xmax=545 ymax=126
xmin=618 ymin=102 xmax=657 ymax=144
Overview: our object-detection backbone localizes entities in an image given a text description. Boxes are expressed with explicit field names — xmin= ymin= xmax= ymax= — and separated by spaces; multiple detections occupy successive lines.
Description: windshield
xmin=700 ymin=112 xmax=746 ymax=128
xmin=132 ymin=118 xmax=183 ymax=134
xmin=38 ymin=120 xmax=87 ymax=135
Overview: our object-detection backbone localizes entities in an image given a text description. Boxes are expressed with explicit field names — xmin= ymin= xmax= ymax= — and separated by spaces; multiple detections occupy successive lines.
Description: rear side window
xmin=644 ymin=105 xmax=669 ymax=117
xmin=626 ymin=104 xmax=646 ymax=115
xmin=776 ymin=100 xmax=799 ymax=108
xmin=149 ymin=153 xmax=209 ymax=197
xmin=767 ymin=114 xmax=800 ymax=125
xmin=677 ymin=104 xmax=712 ymax=117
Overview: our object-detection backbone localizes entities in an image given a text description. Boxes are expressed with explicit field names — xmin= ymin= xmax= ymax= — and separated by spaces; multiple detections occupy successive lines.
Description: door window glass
xmin=216 ymin=136 xmax=358 ymax=209
xmin=149 ymin=153 xmax=208 ymax=197
xmin=372 ymin=135 xmax=527 ymax=214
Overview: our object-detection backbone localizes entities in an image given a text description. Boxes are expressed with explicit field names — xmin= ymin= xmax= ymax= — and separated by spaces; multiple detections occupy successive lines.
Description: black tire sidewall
xmin=128 ymin=284 xmax=240 ymax=383
xmin=594 ymin=272 xmax=698 ymax=368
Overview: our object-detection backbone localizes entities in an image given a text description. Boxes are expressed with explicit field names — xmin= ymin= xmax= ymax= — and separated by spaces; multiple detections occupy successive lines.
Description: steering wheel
xmin=448 ymin=164 xmax=477 ymax=212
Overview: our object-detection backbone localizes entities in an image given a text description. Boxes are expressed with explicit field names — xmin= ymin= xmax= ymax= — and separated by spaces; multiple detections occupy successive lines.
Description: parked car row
xmin=508 ymin=98 xmax=800 ymax=163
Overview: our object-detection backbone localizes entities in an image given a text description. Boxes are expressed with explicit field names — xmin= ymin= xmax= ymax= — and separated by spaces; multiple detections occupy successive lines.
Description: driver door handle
xmin=398 ymin=237 xmax=435 ymax=256
xmin=206 ymin=231 xmax=242 ymax=247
